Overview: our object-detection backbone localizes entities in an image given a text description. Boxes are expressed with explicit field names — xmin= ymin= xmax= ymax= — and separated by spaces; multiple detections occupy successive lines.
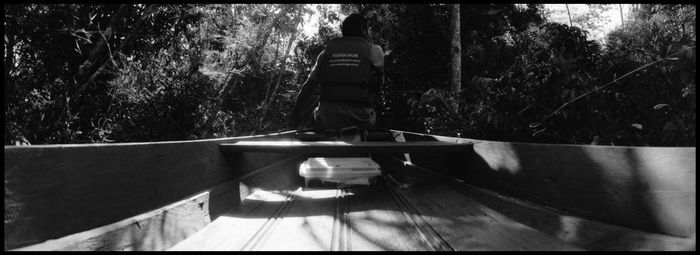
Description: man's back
xmin=317 ymin=36 xmax=382 ymax=131
xmin=290 ymin=14 xmax=384 ymax=134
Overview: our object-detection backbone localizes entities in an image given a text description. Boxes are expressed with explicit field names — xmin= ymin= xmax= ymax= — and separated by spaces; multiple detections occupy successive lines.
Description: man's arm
xmin=289 ymin=50 xmax=324 ymax=130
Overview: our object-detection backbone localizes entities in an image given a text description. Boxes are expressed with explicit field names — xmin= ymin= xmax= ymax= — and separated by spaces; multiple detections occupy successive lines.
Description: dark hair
xmin=341 ymin=13 xmax=367 ymax=37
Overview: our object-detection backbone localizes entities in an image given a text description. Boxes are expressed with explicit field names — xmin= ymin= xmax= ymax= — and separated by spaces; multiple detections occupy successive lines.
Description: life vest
xmin=318 ymin=36 xmax=375 ymax=104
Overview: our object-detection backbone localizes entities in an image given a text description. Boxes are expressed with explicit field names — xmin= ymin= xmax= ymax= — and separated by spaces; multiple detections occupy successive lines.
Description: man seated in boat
xmin=289 ymin=13 xmax=385 ymax=138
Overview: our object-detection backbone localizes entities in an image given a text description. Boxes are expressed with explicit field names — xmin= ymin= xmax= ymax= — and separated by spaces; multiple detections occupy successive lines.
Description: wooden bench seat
xmin=219 ymin=141 xmax=473 ymax=154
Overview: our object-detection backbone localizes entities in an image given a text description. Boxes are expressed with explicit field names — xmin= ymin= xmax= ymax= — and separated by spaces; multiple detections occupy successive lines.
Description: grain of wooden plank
xmin=393 ymin=182 xmax=583 ymax=251
xmin=12 ymin=180 xmax=237 ymax=251
xmin=4 ymin=132 xmax=299 ymax=250
xmin=451 ymin=183 xmax=696 ymax=251
xmin=398 ymin=130 xmax=696 ymax=238
xmin=8 ymin=129 xmax=695 ymax=251
xmin=169 ymin=190 xmax=293 ymax=251
xmin=243 ymin=189 xmax=338 ymax=251
xmin=342 ymin=185 xmax=438 ymax=251
xmin=171 ymin=185 xmax=460 ymax=251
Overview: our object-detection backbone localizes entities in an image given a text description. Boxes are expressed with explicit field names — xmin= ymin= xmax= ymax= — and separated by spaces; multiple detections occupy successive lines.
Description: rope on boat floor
xmin=385 ymin=176 xmax=455 ymax=251
xmin=331 ymin=186 xmax=351 ymax=251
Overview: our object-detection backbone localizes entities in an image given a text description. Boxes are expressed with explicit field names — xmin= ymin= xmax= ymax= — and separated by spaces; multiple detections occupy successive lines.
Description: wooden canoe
xmin=4 ymin=130 xmax=696 ymax=251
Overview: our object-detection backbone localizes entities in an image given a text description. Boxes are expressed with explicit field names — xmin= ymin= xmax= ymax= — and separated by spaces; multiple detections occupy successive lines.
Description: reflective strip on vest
xmin=319 ymin=37 xmax=372 ymax=104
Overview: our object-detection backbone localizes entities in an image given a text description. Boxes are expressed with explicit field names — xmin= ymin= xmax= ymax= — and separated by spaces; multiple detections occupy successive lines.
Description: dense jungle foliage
xmin=4 ymin=4 xmax=696 ymax=146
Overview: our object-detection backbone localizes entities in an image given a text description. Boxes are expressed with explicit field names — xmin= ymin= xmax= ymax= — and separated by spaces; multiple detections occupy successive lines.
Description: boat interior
xmin=4 ymin=130 xmax=696 ymax=251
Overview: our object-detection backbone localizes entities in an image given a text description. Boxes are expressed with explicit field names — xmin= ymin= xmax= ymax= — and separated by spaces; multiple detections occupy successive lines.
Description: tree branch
xmin=541 ymin=46 xmax=696 ymax=123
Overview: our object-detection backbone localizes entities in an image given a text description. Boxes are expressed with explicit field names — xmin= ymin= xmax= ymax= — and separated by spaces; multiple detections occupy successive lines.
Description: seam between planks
xmin=239 ymin=192 xmax=295 ymax=251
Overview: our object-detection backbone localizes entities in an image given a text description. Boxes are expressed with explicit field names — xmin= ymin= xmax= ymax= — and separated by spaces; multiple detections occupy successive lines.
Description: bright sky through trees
xmin=543 ymin=4 xmax=633 ymax=43
xmin=301 ymin=4 xmax=633 ymax=44
xmin=302 ymin=4 xmax=342 ymax=37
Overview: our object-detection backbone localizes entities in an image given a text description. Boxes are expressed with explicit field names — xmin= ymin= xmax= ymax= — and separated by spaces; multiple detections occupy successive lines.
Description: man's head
xmin=341 ymin=13 xmax=368 ymax=38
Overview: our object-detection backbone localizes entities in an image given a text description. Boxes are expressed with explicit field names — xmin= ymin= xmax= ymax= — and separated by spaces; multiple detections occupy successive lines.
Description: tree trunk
xmin=197 ymin=75 xmax=240 ymax=138
xmin=74 ymin=4 xmax=158 ymax=98
xmin=5 ymin=32 xmax=16 ymax=144
xmin=619 ymin=4 xmax=624 ymax=26
xmin=245 ymin=5 xmax=291 ymax=70
xmin=258 ymin=16 xmax=303 ymax=128
xmin=5 ymin=33 xmax=14 ymax=110
xmin=566 ymin=4 xmax=573 ymax=27
xmin=260 ymin=35 xmax=283 ymax=109
xmin=450 ymin=4 xmax=461 ymax=113
xmin=198 ymin=4 xmax=291 ymax=138
xmin=44 ymin=4 xmax=132 ymax=132
xmin=75 ymin=4 xmax=130 ymax=83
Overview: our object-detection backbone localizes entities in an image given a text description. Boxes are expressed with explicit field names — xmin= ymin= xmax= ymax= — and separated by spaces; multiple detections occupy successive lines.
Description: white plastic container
xmin=299 ymin=157 xmax=381 ymax=186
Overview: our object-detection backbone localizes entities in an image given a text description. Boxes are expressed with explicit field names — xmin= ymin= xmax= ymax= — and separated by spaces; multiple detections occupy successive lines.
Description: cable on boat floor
xmin=168 ymin=179 xmax=583 ymax=251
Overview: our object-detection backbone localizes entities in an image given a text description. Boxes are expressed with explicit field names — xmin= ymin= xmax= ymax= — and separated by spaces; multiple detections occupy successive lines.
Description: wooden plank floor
xmin=169 ymin=179 xmax=582 ymax=251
